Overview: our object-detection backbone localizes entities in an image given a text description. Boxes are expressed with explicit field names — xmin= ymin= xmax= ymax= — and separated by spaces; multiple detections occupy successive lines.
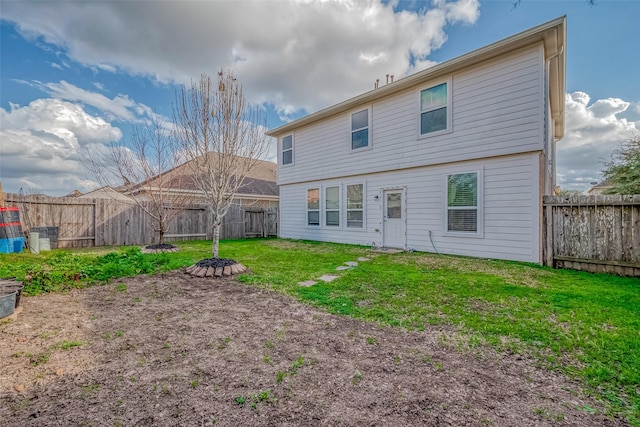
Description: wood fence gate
xmin=244 ymin=209 xmax=279 ymax=238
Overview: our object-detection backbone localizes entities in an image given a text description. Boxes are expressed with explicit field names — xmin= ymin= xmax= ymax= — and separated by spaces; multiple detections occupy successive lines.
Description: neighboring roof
xmin=64 ymin=189 xmax=83 ymax=198
xmin=126 ymin=152 xmax=278 ymax=199
xmin=153 ymin=175 xmax=279 ymax=198
xmin=238 ymin=178 xmax=279 ymax=197
xmin=587 ymin=179 xmax=613 ymax=195
xmin=78 ymin=186 xmax=134 ymax=201
xmin=267 ymin=16 xmax=566 ymax=140
xmin=590 ymin=179 xmax=611 ymax=188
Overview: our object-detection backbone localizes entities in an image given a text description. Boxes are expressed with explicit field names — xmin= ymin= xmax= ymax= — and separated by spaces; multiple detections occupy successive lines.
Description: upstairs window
xmin=282 ymin=135 xmax=293 ymax=165
xmin=325 ymin=186 xmax=340 ymax=227
xmin=420 ymin=82 xmax=449 ymax=135
xmin=446 ymin=172 xmax=480 ymax=233
xmin=351 ymin=109 xmax=369 ymax=150
xmin=307 ymin=188 xmax=319 ymax=226
xmin=346 ymin=184 xmax=364 ymax=228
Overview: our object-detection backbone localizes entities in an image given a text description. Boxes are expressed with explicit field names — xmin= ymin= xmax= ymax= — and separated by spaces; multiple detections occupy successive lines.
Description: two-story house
xmin=266 ymin=17 xmax=566 ymax=263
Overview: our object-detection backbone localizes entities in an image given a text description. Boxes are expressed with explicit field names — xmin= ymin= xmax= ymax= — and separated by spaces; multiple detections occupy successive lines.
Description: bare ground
xmin=0 ymin=271 xmax=628 ymax=426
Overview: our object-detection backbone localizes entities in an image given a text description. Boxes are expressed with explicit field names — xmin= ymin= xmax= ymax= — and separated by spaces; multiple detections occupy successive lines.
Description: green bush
xmin=6 ymin=248 xmax=178 ymax=296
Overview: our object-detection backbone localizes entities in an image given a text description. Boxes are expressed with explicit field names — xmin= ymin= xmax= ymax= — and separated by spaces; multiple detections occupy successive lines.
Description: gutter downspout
xmin=545 ymin=42 xmax=564 ymax=192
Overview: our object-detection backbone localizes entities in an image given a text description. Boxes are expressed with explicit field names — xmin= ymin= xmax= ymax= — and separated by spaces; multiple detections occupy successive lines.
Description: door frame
xmin=381 ymin=187 xmax=407 ymax=249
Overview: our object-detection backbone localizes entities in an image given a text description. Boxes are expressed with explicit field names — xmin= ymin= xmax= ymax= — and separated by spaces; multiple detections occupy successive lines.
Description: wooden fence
xmin=5 ymin=192 xmax=638 ymax=276
xmin=543 ymin=195 xmax=640 ymax=276
xmin=3 ymin=193 xmax=278 ymax=249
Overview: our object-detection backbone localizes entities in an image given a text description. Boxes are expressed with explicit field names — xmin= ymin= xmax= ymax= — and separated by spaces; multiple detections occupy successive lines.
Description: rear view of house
xmin=267 ymin=17 xmax=566 ymax=263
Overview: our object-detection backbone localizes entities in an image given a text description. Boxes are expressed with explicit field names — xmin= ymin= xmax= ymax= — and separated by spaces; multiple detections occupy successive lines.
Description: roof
xmin=126 ymin=152 xmax=278 ymax=198
xmin=64 ymin=189 xmax=83 ymax=198
xmin=587 ymin=179 xmax=613 ymax=195
xmin=157 ymin=174 xmax=279 ymax=198
xmin=78 ymin=186 xmax=135 ymax=201
xmin=267 ymin=16 xmax=566 ymax=140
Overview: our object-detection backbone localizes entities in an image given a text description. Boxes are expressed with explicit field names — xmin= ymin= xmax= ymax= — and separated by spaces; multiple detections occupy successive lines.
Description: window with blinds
xmin=447 ymin=172 xmax=478 ymax=233
xmin=420 ymin=82 xmax=449 ymax=136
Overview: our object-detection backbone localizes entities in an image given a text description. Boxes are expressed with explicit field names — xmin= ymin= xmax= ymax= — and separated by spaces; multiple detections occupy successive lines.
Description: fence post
xmin=544 ymin=200 xmax=554 ymax=267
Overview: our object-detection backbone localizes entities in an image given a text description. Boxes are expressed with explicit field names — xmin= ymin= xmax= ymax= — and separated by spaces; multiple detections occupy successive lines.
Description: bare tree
xmin=173 ymin=71 xmax=269 ymax=259
xmin=86 ymin=115 xmax=192 ymax=246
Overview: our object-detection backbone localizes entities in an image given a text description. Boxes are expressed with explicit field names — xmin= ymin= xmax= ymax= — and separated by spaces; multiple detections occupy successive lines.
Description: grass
xmin=0 ymin=238 xmax=638 ymax=424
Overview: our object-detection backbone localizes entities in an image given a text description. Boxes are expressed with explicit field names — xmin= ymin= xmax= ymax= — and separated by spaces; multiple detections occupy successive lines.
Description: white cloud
xmin=1 ymin=0 xmax=479 ymax=118
xmin=587 ymin=97 xmax=629 ymax=119
xmin=39 ymin=81 xmax=153 ymax=123
xmin=0 ymin=99 xmax=121 ymax=195
xmin=557 ymin=91 xmax=638 ymax=192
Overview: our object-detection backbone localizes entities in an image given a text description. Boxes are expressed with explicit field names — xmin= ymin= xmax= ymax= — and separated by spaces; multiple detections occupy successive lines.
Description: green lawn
xmin=1 ymin=238 xmax=638 ymax=424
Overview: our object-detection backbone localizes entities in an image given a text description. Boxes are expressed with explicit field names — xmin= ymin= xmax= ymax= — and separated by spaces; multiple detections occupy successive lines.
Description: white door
xmin=382 ymin=189 xmax=406 ymax=248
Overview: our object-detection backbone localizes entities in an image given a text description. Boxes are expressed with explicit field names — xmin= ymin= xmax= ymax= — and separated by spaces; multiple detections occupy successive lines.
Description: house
xmin=587 ymin=179 xmax=612 ymax=195
xmin=81 ymin=153 xmax=279 ymax=208
xmin=266 ymin=17 xmax=566 ymax=263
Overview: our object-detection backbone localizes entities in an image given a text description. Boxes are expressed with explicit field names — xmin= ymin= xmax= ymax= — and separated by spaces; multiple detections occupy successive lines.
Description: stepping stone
xmin=345 ymin=261 xmax=358 ymax=267
xmin=298 ymin=280 xmax=317 ymax=287
xmin=336 ymin=266 xmax=350 ymax=271
xmin=357 ymin=257 xmax=371 ymax=262
xmin=319 ymin=274 xmax=339 ymax=283
xmin=371 ymin=248 xmax=402 ymax=254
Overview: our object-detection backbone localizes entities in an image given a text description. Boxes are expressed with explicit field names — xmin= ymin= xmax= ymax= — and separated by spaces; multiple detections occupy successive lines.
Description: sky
xmin=1 ymin=0 xmax=639 ymax=196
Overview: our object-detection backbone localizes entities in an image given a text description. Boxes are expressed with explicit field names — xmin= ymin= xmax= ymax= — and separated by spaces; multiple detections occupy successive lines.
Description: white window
xmin=282 ymin=135 xmax=293 ymax=165
xmin=307 ymin=188 xmax=319 ymax=226
xmin=351 ymin=109 xmax=369 ymax=150
xmin=446 ymin=171 xmax=482 ymax=234
xmin=325 ymin=186 xmax=340 ymax=227
xmin=346 ymin=184 xmax=364 ymax=228
xmin=420 ymin=82 xmax=449 ymax=136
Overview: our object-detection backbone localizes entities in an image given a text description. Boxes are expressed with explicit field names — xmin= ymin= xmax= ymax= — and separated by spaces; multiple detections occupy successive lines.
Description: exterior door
xmin=382 ymin=189 xmax=406 ymax=248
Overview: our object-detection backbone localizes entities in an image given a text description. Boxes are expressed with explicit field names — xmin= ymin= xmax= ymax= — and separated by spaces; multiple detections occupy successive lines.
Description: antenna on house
xmin=375 ymin=79 xmax=379 ymax=89
xmin=390 ymin=75 xmax=394 ymax=83
xmin=386 ymin=74 xmax=389 ymax=85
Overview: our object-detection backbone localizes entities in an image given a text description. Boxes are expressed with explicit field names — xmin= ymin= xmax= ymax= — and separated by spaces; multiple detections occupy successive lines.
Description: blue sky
xmin=1 ymin=0 xmax=638 ymax=196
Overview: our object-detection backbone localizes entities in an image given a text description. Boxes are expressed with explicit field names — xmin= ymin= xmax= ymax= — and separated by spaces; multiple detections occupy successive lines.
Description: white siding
xmin=278 ymin=44 xmax=545 ymax=186
xmin=279 ymin=153 xmax=541 ymax=262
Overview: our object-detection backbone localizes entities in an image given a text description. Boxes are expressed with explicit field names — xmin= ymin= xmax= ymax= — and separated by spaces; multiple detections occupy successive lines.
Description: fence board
xmin=3 ymin=193 xmax=278 ymax=249
xmin=543 ymin=195 xmax=640 ymax=276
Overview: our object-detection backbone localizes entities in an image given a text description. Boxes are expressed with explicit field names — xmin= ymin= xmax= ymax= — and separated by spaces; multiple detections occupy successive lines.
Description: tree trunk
xmin=212 ymin=221 xmax=220 ymax=259
xmin=159 ymin=229 xmax=165 ymax=245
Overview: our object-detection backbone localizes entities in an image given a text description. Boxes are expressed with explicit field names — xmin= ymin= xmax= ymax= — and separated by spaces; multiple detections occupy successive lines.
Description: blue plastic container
xmin=0 ymin=237 xmax=24 ymax=254
xmin=0 ymin=207 xmax=24 ymax=254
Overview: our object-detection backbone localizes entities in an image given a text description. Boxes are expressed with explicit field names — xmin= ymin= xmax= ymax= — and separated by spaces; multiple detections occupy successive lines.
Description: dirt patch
xmin=0 ymin=271 xmax=627 ymax=426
